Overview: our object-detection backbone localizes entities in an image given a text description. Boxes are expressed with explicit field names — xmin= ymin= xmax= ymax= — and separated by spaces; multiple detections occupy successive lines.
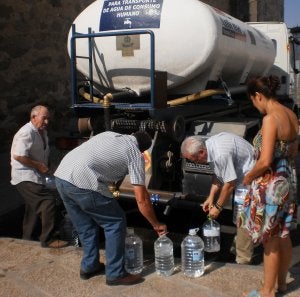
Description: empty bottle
xmin=202 ymin=218 xmax=220 ymax=252
xmin=125 ymin=228 xmax=143 ymax=274
xmin=154 ymin=234 xmax=174 ymax=277
xmin=181 ymin=228 xmax=205 ymax=278
xmin=233 ymin=185 xmax=249 ymax=225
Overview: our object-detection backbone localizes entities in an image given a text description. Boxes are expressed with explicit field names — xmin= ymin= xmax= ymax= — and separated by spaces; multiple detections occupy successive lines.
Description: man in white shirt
xmin=181 ymin=132 xmax=255 ymax=264
xmin=11 ymin=105 xmax=67 ymax=248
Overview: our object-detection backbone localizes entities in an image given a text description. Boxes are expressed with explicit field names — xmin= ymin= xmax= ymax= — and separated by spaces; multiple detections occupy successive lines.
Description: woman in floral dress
xmin=239 ymin=76 xmax=298 ymax=297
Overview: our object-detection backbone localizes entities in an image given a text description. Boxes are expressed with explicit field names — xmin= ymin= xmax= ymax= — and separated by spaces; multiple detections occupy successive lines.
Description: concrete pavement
xmin=0 ymin=237 xmax=299 ymax=297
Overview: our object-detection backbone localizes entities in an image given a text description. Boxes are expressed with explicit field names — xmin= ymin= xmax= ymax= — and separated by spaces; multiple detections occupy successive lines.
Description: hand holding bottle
xmin=153 ymin=223 xmax=167 ymax=236
xmin=202 ymin=196 xmax=214 ymax=212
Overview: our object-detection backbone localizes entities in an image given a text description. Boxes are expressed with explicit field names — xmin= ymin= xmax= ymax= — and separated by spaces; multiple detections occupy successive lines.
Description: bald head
xmin=30 ymin=105 xmax=50 ymax=130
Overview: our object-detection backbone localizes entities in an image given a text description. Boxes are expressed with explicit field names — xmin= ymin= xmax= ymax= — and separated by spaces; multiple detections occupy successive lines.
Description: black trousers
xmin=16 ymin=181 xmax=56 ymax=245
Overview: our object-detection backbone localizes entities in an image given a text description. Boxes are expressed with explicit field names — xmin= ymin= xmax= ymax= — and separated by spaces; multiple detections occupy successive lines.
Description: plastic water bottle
xmin=233 ymin=185 xmax=249 ymax=225
xmin=202 ymin=218 xmax=220 ymax=252
xmin=181 ymin=228 xmax=205 ymax=278
xmin=154 ymin=234 xmax=174 ymax=277
xmin=125 ymin=228 xmax=143 ymax=274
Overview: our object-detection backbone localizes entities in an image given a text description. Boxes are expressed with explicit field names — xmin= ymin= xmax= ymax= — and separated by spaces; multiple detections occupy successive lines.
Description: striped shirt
xmin=54 ymin=131 xmax=145 ymax=198
xmin=206 ymin=132 xmax=255 ymax=184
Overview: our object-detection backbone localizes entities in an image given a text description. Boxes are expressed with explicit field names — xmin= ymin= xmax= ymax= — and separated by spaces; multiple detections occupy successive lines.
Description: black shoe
xmin=106 ymin=273 xmax=144 ymax=286
xmin=80 ymin=263 xmax=105 ymax=280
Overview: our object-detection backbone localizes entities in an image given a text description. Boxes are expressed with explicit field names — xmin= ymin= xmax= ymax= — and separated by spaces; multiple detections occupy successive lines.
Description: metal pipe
xmin=167 ymin=85 xmax=247 ymax=107
xmin=88 ymin=27 xmax=94 ymax=102
xmin=167 ymin=89 xmax=225 ymax=106
xmin=120 ymin=190 xmax=176 ymax=204
xmin=78 ymin=88 xmax=136 ymax=104
xmin=119 ymin=190 xmax=203 ymax=212
xmin=78 ymin=88 xmax=103 ymax=103
xmin=169 ymin=199 xmax=202 ymax=210
xmin=70 ymin=24 xmax=78 ymax=106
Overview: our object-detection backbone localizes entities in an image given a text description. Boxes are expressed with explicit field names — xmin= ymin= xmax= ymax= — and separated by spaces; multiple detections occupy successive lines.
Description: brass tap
xmin=103 ymin=93 xmax=113 ymax=108
xmin=112 ymin=191 xmax=120 ymax=198
xmin=108 ymin=182 xmax=120 ymax=199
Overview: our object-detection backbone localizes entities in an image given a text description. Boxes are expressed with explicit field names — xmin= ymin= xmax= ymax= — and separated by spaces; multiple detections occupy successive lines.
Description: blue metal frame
xmin=70 ymin=24 xmax=156 ymax=109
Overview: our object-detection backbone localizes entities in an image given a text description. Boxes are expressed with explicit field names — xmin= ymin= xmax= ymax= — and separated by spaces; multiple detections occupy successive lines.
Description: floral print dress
xmin=238 ymin=130 xmax=296 ymax=244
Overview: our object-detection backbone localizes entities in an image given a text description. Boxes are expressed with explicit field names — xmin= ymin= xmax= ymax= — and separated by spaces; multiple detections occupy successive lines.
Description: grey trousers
xmin=16 ymin=181 xmax=57 ymax=245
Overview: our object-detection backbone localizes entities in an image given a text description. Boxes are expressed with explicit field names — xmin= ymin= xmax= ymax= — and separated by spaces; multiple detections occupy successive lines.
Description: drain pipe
xmin=120 ymin=189 xmax=178 ymax=205
xmin=116 ymin=188 xmax=202 ymax=213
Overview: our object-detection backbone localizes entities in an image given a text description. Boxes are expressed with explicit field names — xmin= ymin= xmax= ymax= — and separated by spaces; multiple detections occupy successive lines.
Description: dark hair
xmin=133 ymin=131 xmax=152 ymax=152
xmin=247 ymin=75 xmax=280 ymax=99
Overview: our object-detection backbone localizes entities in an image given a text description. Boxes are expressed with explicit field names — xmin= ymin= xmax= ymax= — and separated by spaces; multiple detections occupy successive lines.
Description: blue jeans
xmin=55 ymin=177 xmax=127 ymax=279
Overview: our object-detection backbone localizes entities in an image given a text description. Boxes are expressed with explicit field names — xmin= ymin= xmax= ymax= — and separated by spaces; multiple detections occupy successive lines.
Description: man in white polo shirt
xmin=181 ymin=132 xmax=255 ymax=264
xmin=11 ymin=105 xmax=67 ymax=248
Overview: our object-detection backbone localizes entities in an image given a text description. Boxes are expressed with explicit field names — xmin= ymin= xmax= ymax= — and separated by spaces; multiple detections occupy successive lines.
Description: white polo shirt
xmin=11 ymin=122 xmax=49 ymax=185
xmin=206 ymin=132 xmax=255 ymax=184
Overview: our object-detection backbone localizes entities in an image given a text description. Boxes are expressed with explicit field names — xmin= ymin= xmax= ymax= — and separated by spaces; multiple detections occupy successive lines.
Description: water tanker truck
xmin=64 ymin=0 xmax=300 ymax=222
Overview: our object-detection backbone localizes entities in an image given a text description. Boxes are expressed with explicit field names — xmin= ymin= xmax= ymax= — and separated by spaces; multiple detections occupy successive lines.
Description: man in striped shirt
xmin=181 ymin=132 xmax=255 ymax=264
xmin=55 ymin=131 xmax=167 ymax=285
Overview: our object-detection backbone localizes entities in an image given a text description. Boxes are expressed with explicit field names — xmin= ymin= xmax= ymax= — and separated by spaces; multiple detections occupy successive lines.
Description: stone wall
xmin=0 ymin=0 xmax=283 ymax=151
xmin=257 ymin=0 xmax=284 ymax=22
xmin=204 ymin=0 xmax=284 ymax=22
xmin=0 ymin=0 xmax=94 ymax=151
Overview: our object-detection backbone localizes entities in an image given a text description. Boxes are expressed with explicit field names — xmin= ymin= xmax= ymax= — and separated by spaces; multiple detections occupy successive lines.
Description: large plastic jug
xmin=181 ymin=228 xmax=205 ymax=277
xmin=154 ymin=234 xmax=174 ymax=277
xmin=125 ymin=228 xmax=143 ymax=274
xmin=202 ymin=218 xmax=220 ymax=252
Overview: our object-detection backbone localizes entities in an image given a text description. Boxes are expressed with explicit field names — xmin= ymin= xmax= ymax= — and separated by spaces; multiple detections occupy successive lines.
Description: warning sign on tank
xmin=100 ymin=0 xmax=163 ymax=31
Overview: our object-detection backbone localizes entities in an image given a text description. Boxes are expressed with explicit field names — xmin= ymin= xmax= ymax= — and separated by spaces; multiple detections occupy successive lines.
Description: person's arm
xmin=208 ymin=181 xmax=235 ymax=219
xmin=133 ymin=184 xmax=167 ymax=236
xmin=13 ymin=155 xmax=49 ymax=174
xmin=202 ymin=177 xmax=220 ymax=212
xmin=244 ymin=115 xmax=276 ymax=185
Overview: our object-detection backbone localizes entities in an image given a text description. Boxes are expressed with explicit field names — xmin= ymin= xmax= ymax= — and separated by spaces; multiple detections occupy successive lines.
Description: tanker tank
xmin=68 ymin=0 xmax=276 ymax=96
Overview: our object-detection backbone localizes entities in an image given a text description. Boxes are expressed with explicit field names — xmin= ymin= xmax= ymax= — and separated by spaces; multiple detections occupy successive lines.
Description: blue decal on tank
xmin=100 ymin=0 xmax=163 ymax=31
